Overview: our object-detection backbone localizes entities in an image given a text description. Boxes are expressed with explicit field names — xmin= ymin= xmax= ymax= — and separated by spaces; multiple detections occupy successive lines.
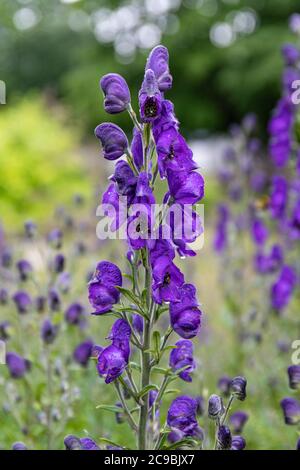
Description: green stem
xmin=115 ymin=381 xmax=138 ymax=432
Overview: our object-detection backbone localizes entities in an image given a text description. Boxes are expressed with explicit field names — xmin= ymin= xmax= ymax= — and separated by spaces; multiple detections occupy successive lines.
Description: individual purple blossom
xmin=115 ymin=402 xmax=124 ymax=424
xmin=0 ymin=321 xmax=11 ymax=340
xmin=48 ymin=288 xmax=61 ymax=312
xmin=167 ymin=395 xmax=202 ymax=439
xmin=12 ymin=442 xmax=27 ymax=450
xmin=35 ymin=295 xmax=46 ymax=313
xmin=217 ymin=375 xmax=232 ymax=397
xmin=95 ymin=123 xmax=128 ymax=161
xmin=16 ymin=259 xmax=32 ymax=281
xmin=167 ymin=170 xmax=204 ymax=205
xmin=146 ymin=45 xmax=172 ymax=92
xmin=282 ymin=44 xmax=300 ymax=66
xmin=47 ymin=228 xmax=63 ymax=249
xmin=231 ymin=435 xmax=246 ymax=450
xmin=229 ymin=411 xmax=249 ymax=433
xmin=169 ymin=339 xmax=196 ymax=382
xmin=280 ymin=397 xmax=300 ymax=425
xmin=1 ymin=248 xmax=12 ymax=268
xmin=53 ymin=254 xmax=65 ymax=273
xmin=149 ymin=238 xmax=175 ymax=266
xmin=254 ymin=244 xmax=283 ymax=275
xmin=289 ymin=14 xmax=300 ymax=34
xmin=217 ymin=425 xmax=232 ymax=450
xmin=288 ymin=199 xmax=300 ymax=240
xmin=214 ymin=204 xmax=230 ymax=254
xmin=64 ymin=435 xmax=82 ymax=450
xmin=110 ymin=160 xmax=137 ymax=203
xmin=287 ymin=365 xmax=300 ymax=390
xmin=169 ymin=284 xmax=201 ymax=339
xmin=132 ymin=314 xmax=144 ymax=336
xmin=13 ymin=291 xmax=32 ymax=314
xmin=80 ymin=438 xmax=100 ymax=450
xmin=65 ymin=303 xmax=85 ymax=325
xmin=0 ymin=288 xmax=8 ymax=305
xmin=57 ymin=271 xmax=71 ymax=293
xmin=24 ymin=220 xmax=37 ymax=239
xmin=195 ymin=396 xmax=205 ymax=416
xmin=271 ymin=265 xmax=297 ymax=311
xmin=6 ymin=352 xmax=31 ymax=379
xmin=100 ymin=73 xmax=130 ymax=114
xmin=97 ymin=344 xmax=128 ymax=384
xmin=88 ymin=261 xmax=122 ymax=315
xmin=139 ymin=69 xmax=162 ymax=122
xmin=152 ymin=255 xmax=184 ymax=304
xmin=268 ymin=97 xmax=294 ymax=167
xmin=208 ymin=394 xmax=224 ymax=420
xmin=73 ymin=340 xmax=93 ymax=367
xmin=106 ymin=318 xmax=131 ymax=361
xmin=251 ymin=219 xmax=268 ymax=246
xmin=155 ymin=128 xmax=197 ymax=178
xmin=131 ymin=128 xmax=143 ymax=169
xmin=152 ymin=99 xmax=179 ymax=140
xmin=269 ymin=175 xmax=288 ymax=219
xmin=230 ymin=376 xmax=247 ymax=401
xmin=41 ymin=318 xmax=59 ymax=345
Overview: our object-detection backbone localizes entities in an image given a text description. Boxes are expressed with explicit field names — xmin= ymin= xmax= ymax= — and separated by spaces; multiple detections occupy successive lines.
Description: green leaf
xmin=98 ymin=437 xmax=124 ymax=448
xmin=163 ymin=438 xmax=199 ymax=450
xmin=138 ymin=384 xmax=159 ymax=399
xmin=164 ymin=389 xmax=180 ymax=395
xmin=96 ymin=405 xmax=123 ymax=413
xmin=129 ymin=362 xmax=141 ymax=372
xmin=152 ymin=366 xmax=172 ymax=376
xmin=152 ymin=330 xmax=161 ymax=361
xmin=116 ymin=286 xmax=141 ymax=306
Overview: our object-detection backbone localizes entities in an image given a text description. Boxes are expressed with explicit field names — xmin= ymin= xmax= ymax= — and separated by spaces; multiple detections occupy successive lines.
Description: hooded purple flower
xmin=149 ymin=237 xmax=175 ymax=266
xmin=80 ymin=438 xmax=100 ymax=450
xmin=167 ymin=395 xmax=202 ymax=438
xmin=152 ymin=256 xmax=184 ymax=304
xmin=100 ymin=73 xmax=130 ymax=114
xmin=88 ymin=261 xmax=122 ymax=315
xmin=139 ymin=69 xmax=162 ymax=122
xmin=131 ymin=128 xmax=143 ymax=169
xmin=217 ymin=375 xmax=232 ymax=397
xmin=208 ymin=394 xmax=225 ymax=420
xmin=152 ymin=99 xmax=179 ymax=140
xmin=287 ymin=365 xmax=300 ymax=390
xmin=231 ymin=435 xmax=246 ymax=450
xmin=269 ymin=175 xmax=288 ymax=219
xmin=65 ymin=302 xmax=85 ymax=325
xmin=167 ymin=170 xmax=204 ymax=205
xmin=229 ymin=411 xmax=249 ymax=433
xmin=217 ymin=425 xmax=232 ymax=450
xmin=13 ymin=291 xmax=32 ymax=314
xmin=53 ymin=254 xmax=65 ymax=273
xmin=280 ymin=397 xmax=300 ymax=425
xmin=73 ymin=340 xmax=93 ymax=367
xmin=41 ymin=318 xmax=59 ymax=345
xmin=230 ymin=376 xmax=247 ymax=401
xmin=169 ymin=339 xmax=195 ymax=382
xmin=95 ymin=123 xmax=128 ymax=161
xmin=16 ymin=259 xmax=32 ymax=281
xmin=110 ymin=160 xmax=137 ymax=203
xmin=169 ymin=284 xmax=201 ymax=339
xmin=132 ymin=314 xmax=144 ymax=336
xmin=6 ymin=352 xmax=31 ymax=379
xmin=106 ymin=318 xmax=131 ymax=361
xmin=64 ymin=435 xmax=82 ymax=450
xmin=271 ymin=265 xmax=297 ymax=311
xmin=254 ymin=244 xmax=283 ymax=275
xmin=155 ymin=128 xmax=197 ymax=178
xmin=97 ymin=344 xmax=128 ymax=384
xmin=146 ymin=45 xmax=172 ymax=92
xmin=102 ymin=183 xmax=127 ymax=232
xmin=251 ymin=219 xmax=268 ymax=246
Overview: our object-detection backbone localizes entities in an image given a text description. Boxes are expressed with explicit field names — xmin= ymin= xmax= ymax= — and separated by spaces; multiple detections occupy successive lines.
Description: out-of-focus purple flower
xmin=35 ymin=295 xmax=46 ymax=313
xmin=131 ymin=128 xmax=143 ymax=169
xmin=231 ymin=435 xmax=246 ymax=450
xmin=230 ymin=376 xmax=247 ymax=401
xmin=100 ymin=73 xmax=130 ymax=114
xmin=280 ymin=397 xmax=300 ymax=425
xmin=6 ymin=352 xmax=31 ymax=379
xmin=47 ymin=228 xmax=63 ymax=249
xmin=229 ymin=411 xmax=249 ymax=433
xmin=167 ymin=395 xmax=202 ymax=439
xmin=64 ymin=435 xmax=82 ymax=450
xmin=167 ymin=170 xmax=204 ymax=205
xmin=97 ymin=344 xmax=128 ymax=384
xmin=268 ymin=97 xmax=294 ymax=167
xmin=73 ymin=340 xmax=93 ymax=367
xmin=95 ymin=123 xmax=128 ymax=161
xmin=80 ymin=438 xmax=100 ymax=450
xmin=91 ymin=344 xmax=104 ymax=359
xmin=289 ymin=14 xmax=300 ymax=34
xmin=53 ymin=254 xmax=65 ymax=273
xmin=146 ymin=45 xmax=172 ymax=92
xmin=12 ymin=442 xmax=27 ymax=450
xmin=214 ymin=204 xmax=230 ymax=254
xmin=288 ymin=199 xmax=300 ymax=240
xmin=0 ymin=288 xmax=8 ymax=305
xmin=24 ymin=220 xmax=37 ymax=239
xmin=283 ymin=67 xmax=300 ymax=93
xmin=132 ymin=314 xmax=143 ymax=336
xmin=208 ymin=394 xmax=224 ymax=420
xmin=282 ymin=44 xmax=300 ymax=65
xmin=139 ymin=69 xmax=162 ymax=122
xmin=217 ymin=425 xmax=232 ymax=450
xmin=1 ymin=248 xmax=12 ymax=268
xmin=155 ymin=128 xmax=197 ymax=178
xmin=297 ymin=437 xmax=300 ymax=450
xmin=110 ymin=160 xmax=137 ymax=203
xmin=269 ymin=175 xmax=288 ymax=219
xmin=48 ymin=288 xmax=61 ymax=312
xmin=0 ymin=321 xmax=11 ymax=340
xmin=169 ymin=339 xmax=195 ymax=382
xmin=287 ymin=365 xmax=300 ymax=390
xmin=88 ymin=261 xmax=122 ymax=315
xmin=16 ymin=260 xmax=32 ymax=281
xmin=41 ymin=318 xmax=59 ymax=345
xmin=251 ymin=219 xmax=268 ymax=246
xmin=271 ymin=265 xmax=297 ymax=311
xmin=152 ymin=256 xmax=184 ymax=304
xmin=195 ymin=396 xmax=205 ymax=416
xmin=169 ymin=284 xmax=201 ymax=339
xmin=115 ymin=402 xmax=124 ymax=424
xmin=13 ymin=291 xmax=32 ymax=314
xmin=250 ymin=171 xmax=267 ymax=193
xmin=218 ymin=375 xmax=232 ymax=397
xmin=65 ymin=303 xmax=85 ymax=325
xmin=254 ymin=244 xmax=283 ymax=275
xmin=242 ymin=113 xmax=257 ymax=133
xmin=58 ymin=271 xmax=71 ymax=293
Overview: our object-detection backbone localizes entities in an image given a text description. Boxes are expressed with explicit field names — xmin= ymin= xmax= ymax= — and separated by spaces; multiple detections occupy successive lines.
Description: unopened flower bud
xmin=208 ymin=394 xmax=224 ymax=420
xmin=217 ymin=425 xmax=232 ymax=450
xmin=230 ymin=376 xmax=247 ymax=401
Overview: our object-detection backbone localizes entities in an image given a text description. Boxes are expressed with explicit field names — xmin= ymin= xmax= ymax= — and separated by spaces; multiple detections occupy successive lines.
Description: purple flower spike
xmin=167 ymin=170 xmax=204 ymax=204
xmin=217 ymin=425 xmax=232 ymax=450
xmin=167 ymin=395 xmax=202 ymax=439
xmin=97 ymin=344 xmax=128 ymax=384
xmin=231 ymin=435 xmax=246 ymax=450
xmin=13 ymin=291 xmax=32 ymax=314
xmin=287 ymin=365 xmax=300 ymax=390
xmin=146 ymin=45 xmax=172 ymax=92
xmin=169 ymin=339 xmax=196 ymax=382
xmin=169 ymin=284 xmax=201 ymax=339
xmin=100 ymin=73 xmax=130 ymax=114
xmin=73 ymin=340 xmax=93 ymax=367
xmin=88 ymin=261 xmax=122 ymax=315
xmin=152 ymin=256 xmax=184 ymax=304
xmin=139 ymin=69 xmax=162 ymax=122
xmin=280 ymin=397 xmax=300 ymax=425
xmin=269 ymin=175 xmax=288 ymax=219
xmin=95 ymin=123 xmax=128 ymax=161
xmin=229 ymin=411 xmax=249 ymax=433
xmin=6 ymin=352 xmax=31 ymax=379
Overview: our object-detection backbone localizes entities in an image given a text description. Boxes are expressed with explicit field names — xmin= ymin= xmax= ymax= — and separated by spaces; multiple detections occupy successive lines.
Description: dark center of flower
xmin=163 ymin=272 xmax=171 ymax=285
xmin=136 ymin=223 xmax=141 ymax=233
xmin=167 ymin=144 xmax=175 ymax=159
xmin=144 ymin=97 xmax=158 ymax=118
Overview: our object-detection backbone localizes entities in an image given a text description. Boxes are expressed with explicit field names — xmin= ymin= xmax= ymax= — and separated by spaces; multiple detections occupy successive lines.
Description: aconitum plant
xmin=86 ymin=46 xmax=206 ymax=450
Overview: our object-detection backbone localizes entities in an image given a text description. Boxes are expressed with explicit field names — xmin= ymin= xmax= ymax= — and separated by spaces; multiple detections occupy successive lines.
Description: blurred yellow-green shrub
xmin=0 ymin=96 xmax=90 ymax=228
